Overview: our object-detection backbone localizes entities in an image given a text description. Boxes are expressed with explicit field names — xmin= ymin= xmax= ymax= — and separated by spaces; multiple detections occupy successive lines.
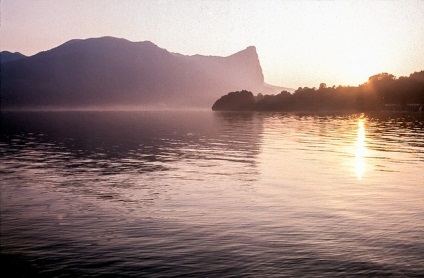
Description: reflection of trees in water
xmin=249 ymin=112 xmax=423 ymax=181
xmin=204 ymin=112 xmax=264 ymax=178
xmin=263 ymin=112 xmax=423 ymax=152
xmin=366 ymin=112 xmax=424 ymax=152
xmin=212 ymin=111 xmax=263 ymax=154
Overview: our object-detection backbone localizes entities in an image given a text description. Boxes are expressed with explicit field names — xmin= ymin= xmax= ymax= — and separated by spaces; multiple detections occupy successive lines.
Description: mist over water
xmin=1 ymin=111 xmax=423 ymax=277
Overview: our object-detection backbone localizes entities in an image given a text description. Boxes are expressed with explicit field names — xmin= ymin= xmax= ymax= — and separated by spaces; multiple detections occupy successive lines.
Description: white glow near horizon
xmin=1 ymin=0 xmax=423 ymax=88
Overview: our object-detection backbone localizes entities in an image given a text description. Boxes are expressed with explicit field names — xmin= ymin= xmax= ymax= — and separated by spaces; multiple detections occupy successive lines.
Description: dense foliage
xmin=212 ymin=71 xmax=424 ymax=111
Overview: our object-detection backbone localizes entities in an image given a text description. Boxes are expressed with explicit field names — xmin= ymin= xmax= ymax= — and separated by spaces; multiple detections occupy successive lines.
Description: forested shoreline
xmin=212 ymin=71 xmax=424 ymax=112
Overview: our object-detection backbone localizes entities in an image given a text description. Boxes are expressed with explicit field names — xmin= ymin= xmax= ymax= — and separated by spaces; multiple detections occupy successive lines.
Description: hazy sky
xmin=1 ymin=0 xmax=424 ymax=88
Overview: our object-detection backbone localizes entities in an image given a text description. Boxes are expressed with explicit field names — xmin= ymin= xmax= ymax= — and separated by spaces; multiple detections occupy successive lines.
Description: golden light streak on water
xmin=355 ymin=116 xmax=367 ymax=180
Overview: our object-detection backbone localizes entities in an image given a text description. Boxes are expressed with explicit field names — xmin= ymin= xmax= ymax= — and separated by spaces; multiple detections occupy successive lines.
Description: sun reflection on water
xmin=355 ymin=116 xmax=367 ymax=179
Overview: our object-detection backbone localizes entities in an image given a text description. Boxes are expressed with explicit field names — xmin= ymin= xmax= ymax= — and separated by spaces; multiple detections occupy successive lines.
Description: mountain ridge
xmin=1 ymin=36 xmax=292 ymax=109
xmin=0 ymin=51 xmax=27 ymax=64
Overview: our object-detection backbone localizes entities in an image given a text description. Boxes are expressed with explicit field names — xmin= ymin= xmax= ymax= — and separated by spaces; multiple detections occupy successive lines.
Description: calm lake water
xmin=1 ymin=110 xmax=423 ymax=277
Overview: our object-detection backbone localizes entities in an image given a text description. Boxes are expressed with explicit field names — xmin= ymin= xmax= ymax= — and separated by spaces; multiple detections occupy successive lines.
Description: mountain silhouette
xmin=1 ymin=36 xmax=291 ymax=109
xmin=0 ymin=51 xmax=27 ymax=64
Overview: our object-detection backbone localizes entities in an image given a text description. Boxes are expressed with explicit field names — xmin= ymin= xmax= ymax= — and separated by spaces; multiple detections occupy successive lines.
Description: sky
xmin=1 ymin=0 xmax=424 ymax=89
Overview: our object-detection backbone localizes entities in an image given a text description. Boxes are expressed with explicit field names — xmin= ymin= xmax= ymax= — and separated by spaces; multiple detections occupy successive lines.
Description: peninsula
xmin=212 ymin=71 xmax=424 ymax=112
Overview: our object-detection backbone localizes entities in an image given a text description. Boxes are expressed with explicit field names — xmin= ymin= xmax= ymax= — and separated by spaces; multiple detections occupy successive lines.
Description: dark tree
xmin=212 ymin=90 xmax=256 ymax=111
xmin=212 ymin=71 xmax=424 ymax=112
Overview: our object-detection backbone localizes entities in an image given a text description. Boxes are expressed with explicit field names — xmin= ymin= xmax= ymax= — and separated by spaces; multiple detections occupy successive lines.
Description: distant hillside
xmin=212 ymin=71 xmax=424 ymax=112
xmin=0 ymin=51 xmax=27 ymax=64
xmin=1 ymin=37 xmax=290 ymax=109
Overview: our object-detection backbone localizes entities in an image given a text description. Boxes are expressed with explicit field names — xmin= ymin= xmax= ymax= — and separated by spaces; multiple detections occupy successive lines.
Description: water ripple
xmin=1 ymin=111 xmax=423 ymax=277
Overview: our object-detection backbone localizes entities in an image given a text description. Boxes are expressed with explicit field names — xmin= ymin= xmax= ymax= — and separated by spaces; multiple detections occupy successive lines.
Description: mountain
xmin=0 ymin=51 xmax=27 ymax=64
xmin=1 ymin=37 xmax=291 ymax=109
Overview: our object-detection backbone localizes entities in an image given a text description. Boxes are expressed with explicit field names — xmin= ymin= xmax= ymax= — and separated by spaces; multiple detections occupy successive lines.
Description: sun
xmin=345 ymin=47 xmax=385 ymax=85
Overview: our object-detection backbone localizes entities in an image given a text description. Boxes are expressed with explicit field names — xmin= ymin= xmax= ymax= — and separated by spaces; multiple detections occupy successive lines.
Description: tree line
xmin=212 ymin=71 xmax=424 ymax=112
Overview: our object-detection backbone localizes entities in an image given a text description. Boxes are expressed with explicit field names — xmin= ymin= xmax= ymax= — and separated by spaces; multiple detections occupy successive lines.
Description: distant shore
xmin=212 ymin=71 xmax=424 ymax=113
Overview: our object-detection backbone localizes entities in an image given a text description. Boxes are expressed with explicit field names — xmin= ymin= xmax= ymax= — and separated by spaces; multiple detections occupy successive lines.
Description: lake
xmin=1 ymin=110 xmax=423 ymax=277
